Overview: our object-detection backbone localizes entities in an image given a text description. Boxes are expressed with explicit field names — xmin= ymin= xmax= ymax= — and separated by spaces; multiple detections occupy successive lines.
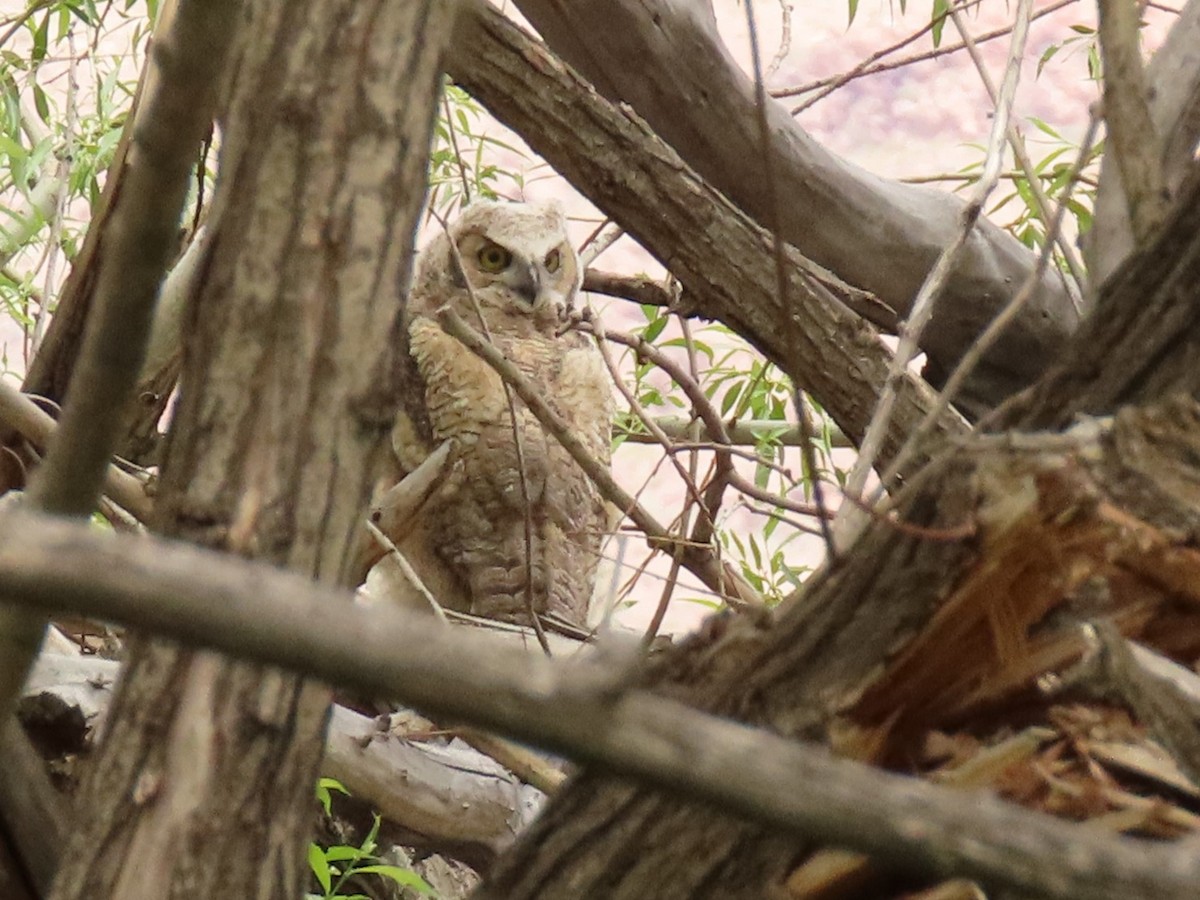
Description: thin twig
xmin=766 ymin=0 xmax=792 ymax=79
xmin=439 ymin=308 xmax=763 ymax=608
xmin=778 ymin=0 xmax=1074 ymax=110
xmin=879 ymin=115 xmax=1101 ymax=497
xmin=949 ymin=6 xmax=1087 ymax=305
xmin=618 ymin=414 xmax=850 ymax=450
xmin=745 ymin=0 xmax=835 ymax=559
xmin=585 ymin=307 xmax=716 ymax=535
xmin=836 ymin=0 xmax=1035 ymax=544
xmin=578 ymin=220 xmax=624 ymax=267
xmin=365 ymin=520 xmax=448 ymax=625
xmin=31 ymin=28 xmax=78 ymax=358
xmin=429 ymin=209 xmax=550 ymax=654
xmin=441 ymin=82 xmax=473 ymax=203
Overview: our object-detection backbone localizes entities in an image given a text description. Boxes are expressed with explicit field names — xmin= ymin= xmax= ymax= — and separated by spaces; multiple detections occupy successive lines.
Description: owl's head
xmin=422 ymin=200 xmax=580 ymax=322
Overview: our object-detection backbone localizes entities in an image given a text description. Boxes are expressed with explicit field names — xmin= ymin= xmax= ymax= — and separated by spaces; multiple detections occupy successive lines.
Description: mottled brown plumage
xmin=393 ymin=200 xmax=612 ymax=627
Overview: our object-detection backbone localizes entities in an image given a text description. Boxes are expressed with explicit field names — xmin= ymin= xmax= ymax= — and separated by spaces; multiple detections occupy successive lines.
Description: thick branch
xmin=0 ymin=0 xmax=236 ymax=730
xmin=1001 ymin=165 xmax=1200 ymax=429
xmin=447 ymin=2 xmax=967 ymax=464
xmin=506 ymin=0 xmax=1078 ymax=410
xmin=0 ymin=512 xmax=1196 ymax=898
xmin=1088 ymin=0 xmax=1200 ymax=288
xmin=1097 ymin=0 xmax=1170 ymax=246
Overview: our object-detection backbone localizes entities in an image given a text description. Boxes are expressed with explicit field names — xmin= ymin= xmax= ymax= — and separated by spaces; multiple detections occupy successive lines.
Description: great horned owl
xmin=392 ymin=200 xmax=613 ymax=629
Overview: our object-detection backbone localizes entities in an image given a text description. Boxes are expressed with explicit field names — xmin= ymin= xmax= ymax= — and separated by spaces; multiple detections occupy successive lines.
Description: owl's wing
xmin=405 ymin=313 xmax=558 ymax=622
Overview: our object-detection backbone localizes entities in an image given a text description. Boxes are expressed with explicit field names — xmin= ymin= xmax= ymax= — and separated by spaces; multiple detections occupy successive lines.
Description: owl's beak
xmin=512 ymin=263 xmax=540 ymax=305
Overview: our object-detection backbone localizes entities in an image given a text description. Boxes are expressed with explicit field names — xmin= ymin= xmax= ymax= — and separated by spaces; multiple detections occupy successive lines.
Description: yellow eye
xmin=544 ymin=248 xmax=561 ymax=273
xmin=477 ymin=243 xmax=512 ymax=273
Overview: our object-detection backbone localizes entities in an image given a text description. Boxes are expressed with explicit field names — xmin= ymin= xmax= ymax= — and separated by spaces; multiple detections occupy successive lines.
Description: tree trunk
xmin=47 ymin=1 xmax=456 ymax=898
xmin=474 ymin=171 xmax=1200 ymax=896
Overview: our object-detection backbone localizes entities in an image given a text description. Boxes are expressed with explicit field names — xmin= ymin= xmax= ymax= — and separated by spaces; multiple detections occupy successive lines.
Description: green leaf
xmin=930 ymin=0 xmax=949 ymax=47
xmin=354 ymin=865 xmax=439 ymax=895
xmin=31 ymin=13 xmax=49 ymax=65
xmin=847 ymin=0 xmax=859 ymax=26
xmin=308 ymin=844 xmax=332 ymax=895
xmin=642 ymin=314 xmax=667 ymax=343
xmin=323 ymin=846 xmax=365 ymax=863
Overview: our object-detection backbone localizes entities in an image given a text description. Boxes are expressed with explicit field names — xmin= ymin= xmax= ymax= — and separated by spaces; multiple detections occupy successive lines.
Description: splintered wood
xmin=784 ymin=400 xmax=1200 ymax=899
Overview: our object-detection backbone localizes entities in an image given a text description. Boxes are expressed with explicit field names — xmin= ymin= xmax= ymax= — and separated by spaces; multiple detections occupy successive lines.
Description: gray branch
xmin=508 ymin=0 xmax=1079 ymax=411
xmin=1 ymin=510 xmax=1200 ymax=899
xmin=447 ymin=2 xmax=967 ymax=466
xmin=0 ymin=0 xmax=238 ymax=728
xmin=1088 ymin=0 xmax=1200 ymax=290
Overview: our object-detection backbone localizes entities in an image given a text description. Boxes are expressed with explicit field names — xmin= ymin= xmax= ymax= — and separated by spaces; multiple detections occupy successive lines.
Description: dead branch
xmin=1098 ymin=0 xmax=1171 ymax=245
xmin=1 ymin=510 xmax=1200 ymax=898
xmin=1089 ymin=0 xmax=1200 ymax=288
xmin=500 ymin=0 xmax=1078 ymax=411
xmin=0 ymin=382 xmax=152 ymax=522
xmin=0 ymin=0 xmax=237 ymax=732
xmin=448 ymin=1 xmax=968 ymax=467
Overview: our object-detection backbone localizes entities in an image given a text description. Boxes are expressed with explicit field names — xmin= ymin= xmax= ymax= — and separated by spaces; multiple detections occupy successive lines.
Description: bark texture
xmin=474 ymin=167 xmax=1200 ymax=898
xmin=47 ymin=1 xmax=455 ymax=898
xmin=509 ymin=0 xmax=1079 ymax=413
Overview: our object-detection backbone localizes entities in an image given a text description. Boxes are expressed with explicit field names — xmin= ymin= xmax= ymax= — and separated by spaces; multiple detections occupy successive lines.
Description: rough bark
xmin=508 ymin=0 xmax=1079 ymax=413
xmin=46 ymin=1 xmax=455 ymax=898
xmin=447 ymin=3 xmax=966 ymax=466
xmin=473 ymin=171 xmax=1200 ymax=898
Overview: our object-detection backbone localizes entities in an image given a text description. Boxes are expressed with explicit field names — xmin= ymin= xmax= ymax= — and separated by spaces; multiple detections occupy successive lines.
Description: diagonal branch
xmin=503 ymin=0 xmax=1078 ymax=411
xmin=0 ymin=509 xmax=1199 ymax=899
xmin=1097 ymin=0 xmax=1171 ymax=246
xmin=447 ymin=1 xmax=968 ymax=467
xmin=0 ymin=0 xmax=239 ymax=719
xmin=436 ymin=307 xmax=763 ymax=609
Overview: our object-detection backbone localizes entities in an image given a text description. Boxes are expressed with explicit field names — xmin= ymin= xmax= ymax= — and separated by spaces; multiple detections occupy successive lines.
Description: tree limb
xmin=447 ymin=1 xmax=967 ymax=465
xmin=506 ymin=0 xmax=1079 ymax=411
xmin=1088 ymin=0 xmax=1200 ymax=289
xmin=0 ymin=0 xmax=236 ymax=734
xmin=1097 ymin=0 xmax=1171 ymax=246
xmin=0 ymin=510 xmax=1199 ymax=899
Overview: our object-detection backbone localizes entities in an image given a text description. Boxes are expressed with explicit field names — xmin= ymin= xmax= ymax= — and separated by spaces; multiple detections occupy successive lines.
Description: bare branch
xmin=839 ymin=0 xmax=1035 ymax=541
xmin=0 ymin=0 xmax=237 ymax=718
xmin=0 ymin=381 xmax=152 ymax=522
xmin=949 ymin=9 xmax=1086 ymax=303
xmin=503 ymin=0 xmax=1078 ymax=411
xmin=448 ymin=2 xmax=967 ymax=467
xmin=1089 ymin=0 xmax=1200 ymax=288
xmin=1098 ymin=0 xmax=1172 ymax=245
xmin=437 ymin=307 xmax=763 ymax=609
xmin=618 ymin=415 xmax=850 ymax=450
xmin=2 ymin=510 xmax=1200 ymax=899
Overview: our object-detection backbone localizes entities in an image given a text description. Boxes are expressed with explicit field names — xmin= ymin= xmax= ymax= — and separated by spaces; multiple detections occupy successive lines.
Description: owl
xmin=391 ymin=200 xmax=613 ymax=630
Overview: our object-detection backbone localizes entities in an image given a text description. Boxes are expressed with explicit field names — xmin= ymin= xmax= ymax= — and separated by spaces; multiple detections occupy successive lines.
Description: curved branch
xmin=507 ymin=0 xmax=1079 ymax=410
xmin=1088 ymin=0 xmax=1200 ymax=289
xmin=447 ymin=2 xmax=967 ymax=467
